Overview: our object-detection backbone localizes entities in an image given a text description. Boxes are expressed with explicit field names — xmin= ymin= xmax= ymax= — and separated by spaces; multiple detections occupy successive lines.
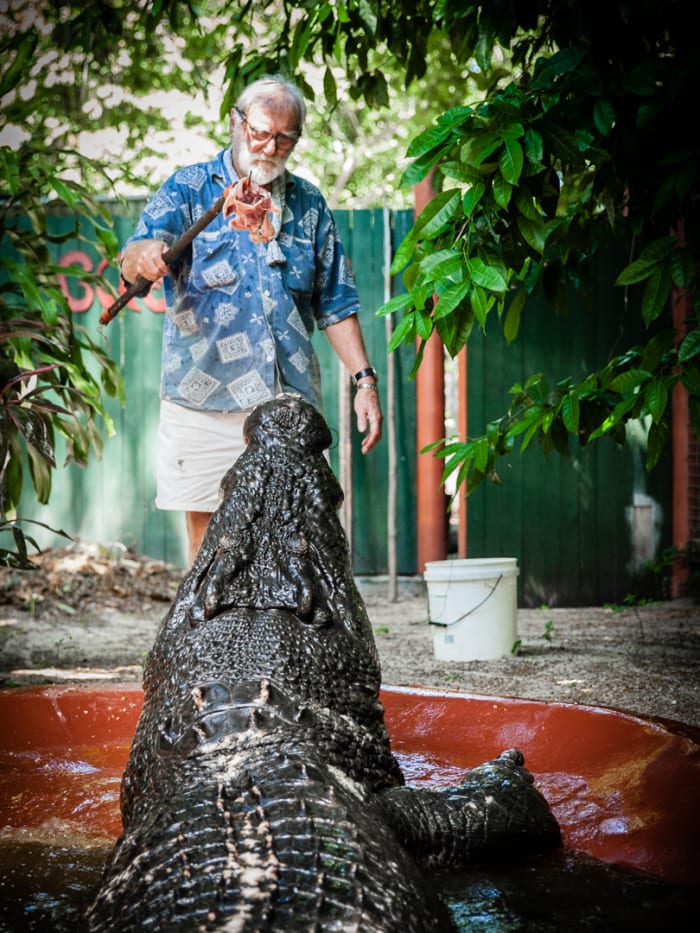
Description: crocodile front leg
xmin=378 ymin=749 xmax=561 ymax=868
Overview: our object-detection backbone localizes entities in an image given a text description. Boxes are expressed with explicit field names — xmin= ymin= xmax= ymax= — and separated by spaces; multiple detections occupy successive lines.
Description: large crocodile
xmin=87 ymin=394 xmax=561 ymax=932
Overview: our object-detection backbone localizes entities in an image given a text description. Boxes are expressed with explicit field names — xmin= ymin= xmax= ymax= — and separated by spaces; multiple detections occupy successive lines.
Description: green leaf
xmin=523 ymin=129 xmax=544 ymax=167
xmin=542 ymin=123 xmax=585 ymax=163
xmin=615 ymin=257 xmax=658 ymax=286
xmin=514 ymin=189 xmax=540 ymax=221
xmin=640 ymin=329 xmax=676 ymax=371
xmin=389 ymin=229 xmax=417 ymax=275
xmin=644 ymin=378 xmax=670 ymax=423
xmin=400 ymin=151 xmax=441 ymax=188
xmin=593 ymin=99 xmax=616 ymax=136
xmin=646 ymin=419 xmax=668 ymax=470
xmin=413 ymin=190 xmax=460 ymax=239
xmin=492 ymin=173 xmax=512 ymax=208
xmin=93 ymin=223 xmax=119 ymax=257
xmin=532 ymin=47 xmax=587 ymax=88
xmin=406 ymin=123 xmax=454 ymax=159
xmin=386 ymin=312 xmax=417 ymax=352
xmin=503 ymin=288 xmax=526 ymax=344
xmin=437 ymin=106 xmax=475 ymax=128
xmin=376 ymin=293 xmax=413 ymax=318
xmin=466 ymin=258 xmax=507 ymax=293
xmin=641 ymin=263 xmax=671 ymax=326
xmin=561 ymin=392 xmax=580 ymax=434
xmin=680 ymin=365 xmax=700 ymax=395
xmin=520 ymin=412 xmax=544 ymax=453
xmin=607 ymin=369 xmax=651 ymax=392
xmin=499 ymin=138 xmax=523 ymax=185
xmin=470 ymin=286 xmax=490 ymax=329
xmin=433 ymin=281 xmax=470 ymax=320
xmin=678 ymin=328 xmax=700 ymax=362
xmin=442 ymin=161 xmax=482 ymax=184
xmin=0 ymin=31 xmax=38 ymax=98
xmin=51 ymin=177 xmax=79 ymax=207
xmin=417 ymin=248 xmax=463 ymax=280
xmin=588 ymin=395 xmax=638 ymax=441
xmin=515 ymin=213 xmax=546 ymax=254
xmin=473 ymin=437 xmax=489 ymax=472
xmin=436 ymin=306 xmax=475 ymax=357
xmin=464 ymin=134 xmax=502 ymax=167
xmin=26 ymin=439 xmax=53 ymax=504
xmin=414 ymin=308 xmax=433 ymax=340
xmin=669 ymin=248 xmax=693 ymax=289
xmin=462 ymin=182 xmax=486 ymax=216
xmin=323 ymin=65 xmax=337 ymax=108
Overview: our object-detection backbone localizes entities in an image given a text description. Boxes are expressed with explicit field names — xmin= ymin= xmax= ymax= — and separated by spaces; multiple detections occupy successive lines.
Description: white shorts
xmin=155 ymin=399 xmax=248 ymax=512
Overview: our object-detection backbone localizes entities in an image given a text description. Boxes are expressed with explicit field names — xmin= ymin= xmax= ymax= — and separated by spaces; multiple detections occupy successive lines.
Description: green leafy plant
xmin=0 ymin=518 xmax=70 ymax=569
xmin=381 ymin=15 xmax=700 ymax=491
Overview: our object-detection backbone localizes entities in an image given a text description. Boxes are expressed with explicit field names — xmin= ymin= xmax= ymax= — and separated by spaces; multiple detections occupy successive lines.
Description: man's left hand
xmin=354 ymin=388 xmax=383 ymax=454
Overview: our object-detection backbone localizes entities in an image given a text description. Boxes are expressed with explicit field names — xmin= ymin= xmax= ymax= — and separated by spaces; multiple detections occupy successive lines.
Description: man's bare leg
xmin=186 ymin=511 xmax=212 ymax=565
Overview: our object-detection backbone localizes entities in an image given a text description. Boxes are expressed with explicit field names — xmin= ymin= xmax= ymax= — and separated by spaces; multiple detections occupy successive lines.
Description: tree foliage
xmin=378 ymin=1 xmax=700 ymax=491
xmin=2 ymin=0 xmax=698 ymax=527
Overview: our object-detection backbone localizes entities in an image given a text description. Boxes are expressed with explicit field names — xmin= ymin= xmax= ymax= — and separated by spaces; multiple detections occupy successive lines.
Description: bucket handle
xmin=428 ymin=573 xmax=503 ymax=627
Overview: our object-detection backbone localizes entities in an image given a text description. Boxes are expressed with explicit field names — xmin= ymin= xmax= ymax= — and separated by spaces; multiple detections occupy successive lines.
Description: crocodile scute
xmin=87 ymin=393 xmax=561 ymax=932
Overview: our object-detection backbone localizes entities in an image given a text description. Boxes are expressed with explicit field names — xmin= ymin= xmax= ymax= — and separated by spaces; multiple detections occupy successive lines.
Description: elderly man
xmin=120 ymin=76 xmax=382 ymax=564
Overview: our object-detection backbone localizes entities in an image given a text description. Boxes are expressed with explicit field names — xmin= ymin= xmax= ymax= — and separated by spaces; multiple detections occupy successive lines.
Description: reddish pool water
xmin=1 ymin=685 xmax=698 ymax=929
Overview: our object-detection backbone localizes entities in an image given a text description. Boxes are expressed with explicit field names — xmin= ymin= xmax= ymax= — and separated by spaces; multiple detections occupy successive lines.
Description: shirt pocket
xmin=189 ymin=227 xmax=241 ymax=294
xmin=282 ymin=236 xmax=316 ymax=300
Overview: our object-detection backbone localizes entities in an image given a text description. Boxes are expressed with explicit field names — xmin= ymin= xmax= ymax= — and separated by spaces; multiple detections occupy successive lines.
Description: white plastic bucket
xmin=424 ymin=558 xmax=519 ymax=661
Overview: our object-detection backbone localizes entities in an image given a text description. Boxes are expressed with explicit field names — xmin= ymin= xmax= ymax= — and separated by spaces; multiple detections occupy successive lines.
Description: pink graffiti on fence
xmin=57 ymin=249 xmax=166 ymax=315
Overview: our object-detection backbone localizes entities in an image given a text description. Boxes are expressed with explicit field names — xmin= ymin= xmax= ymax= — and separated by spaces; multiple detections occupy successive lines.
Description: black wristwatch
xmin=353 ymin=367 xmax=378 ymax=386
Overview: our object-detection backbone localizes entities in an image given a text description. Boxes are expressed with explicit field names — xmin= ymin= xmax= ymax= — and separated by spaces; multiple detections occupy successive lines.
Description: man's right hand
xmin=121 ymin=240 xmax=169 ymax=284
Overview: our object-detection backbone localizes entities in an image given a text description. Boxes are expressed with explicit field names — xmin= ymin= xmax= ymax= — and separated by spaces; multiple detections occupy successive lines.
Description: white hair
xmin=235 ymin=76 xmax=306 ymax=133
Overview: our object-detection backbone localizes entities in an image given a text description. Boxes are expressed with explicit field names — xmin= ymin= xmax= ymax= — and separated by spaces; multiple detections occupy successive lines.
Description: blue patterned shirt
xmin=124 ymin=149 xmax=360 ymax=412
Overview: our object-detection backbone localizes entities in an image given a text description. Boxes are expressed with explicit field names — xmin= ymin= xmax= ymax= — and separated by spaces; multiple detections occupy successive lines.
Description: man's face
xmin=231 ymin=102 xmax=299 ymax=185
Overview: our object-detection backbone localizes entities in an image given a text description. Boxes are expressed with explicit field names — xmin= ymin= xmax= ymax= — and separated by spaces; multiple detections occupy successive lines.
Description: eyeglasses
xmin=233 ymin=107 xmax=300 ymax=152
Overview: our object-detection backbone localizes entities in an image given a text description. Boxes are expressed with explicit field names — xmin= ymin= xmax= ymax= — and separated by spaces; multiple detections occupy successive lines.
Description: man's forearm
xmin=323 ymin=315 xmax=376 ymax=381
xmin=324 ymin=314 xmax=383 ymax=453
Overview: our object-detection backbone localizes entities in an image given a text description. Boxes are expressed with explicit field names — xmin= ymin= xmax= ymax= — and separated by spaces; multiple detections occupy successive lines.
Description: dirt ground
xmin=1 ymin=543 xmax=699 ymax=730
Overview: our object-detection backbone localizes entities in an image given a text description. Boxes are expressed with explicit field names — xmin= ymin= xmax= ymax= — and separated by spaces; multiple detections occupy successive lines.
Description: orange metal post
xmin=414 ymin=173 xmax=447 ymax=572
xmin=416 ymin=333 xmax=447 ymax=571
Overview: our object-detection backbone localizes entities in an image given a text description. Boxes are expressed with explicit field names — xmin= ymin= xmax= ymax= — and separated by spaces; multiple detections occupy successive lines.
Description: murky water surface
xmin=1 ymin=752 xmax=697 ymax=932
xmin=2 ymin=686 xmax=699 ymax=929
xmin=1 ymin=834 xmax=697 ymax=932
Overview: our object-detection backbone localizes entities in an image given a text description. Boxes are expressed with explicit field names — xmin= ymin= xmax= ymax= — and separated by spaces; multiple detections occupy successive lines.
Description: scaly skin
xmin=87 ymin=395 xmax=561 ymax=932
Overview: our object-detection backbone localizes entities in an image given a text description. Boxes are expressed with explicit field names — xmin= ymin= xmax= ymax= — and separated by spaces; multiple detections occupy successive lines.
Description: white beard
xmin=236 ymin=148 xmax=287 ymax=185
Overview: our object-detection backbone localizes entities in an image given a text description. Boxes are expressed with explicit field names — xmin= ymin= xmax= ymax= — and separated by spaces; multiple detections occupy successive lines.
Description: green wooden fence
xmin=466 ymin=259 xmax=672 ymax=606
xmin=11 ymin=203 xmax=671 ymax=603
